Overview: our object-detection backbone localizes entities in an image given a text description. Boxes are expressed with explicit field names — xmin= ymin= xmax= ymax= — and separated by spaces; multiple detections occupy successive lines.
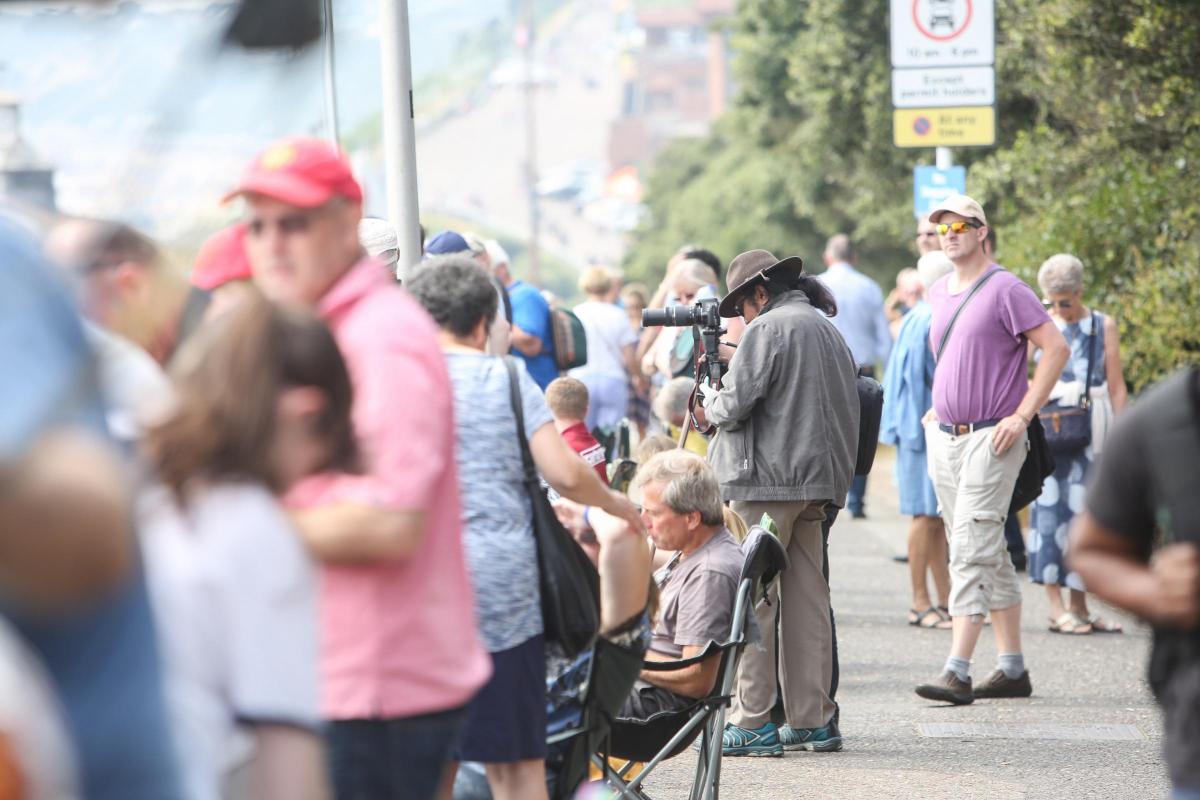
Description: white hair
xmin=1038 ymin=253 xmax=1084 ymax=295
xmin=484 ymin=239 xmax=510 ymax=268
xmin=916 ymin=251 xmax=955 ymax=290
xmin=652 ymin=377 xmax=694 ymax=426
xmin=632 ymin=449 xmax=724 ymax=526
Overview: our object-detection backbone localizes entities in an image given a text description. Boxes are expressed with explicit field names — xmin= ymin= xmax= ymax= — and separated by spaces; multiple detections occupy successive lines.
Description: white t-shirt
xmin=570 ymin=300 xmax=638 ymax=379
xmin=84 ymin=323 xmax=174 ymax=443
xmin=0 ymin=620 xmax=78 ymax=800
xmin=138 ymin=482 xmax=320 ymax=800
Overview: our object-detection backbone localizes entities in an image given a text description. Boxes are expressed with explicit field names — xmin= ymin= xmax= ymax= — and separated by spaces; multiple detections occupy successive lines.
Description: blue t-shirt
xmin=507 ymin=280 xmax=558 ymax=390
xmin=445 ymin=353 xmax=554 ymax=652
xmin=0 ymin=215 xmax=183 ymax=800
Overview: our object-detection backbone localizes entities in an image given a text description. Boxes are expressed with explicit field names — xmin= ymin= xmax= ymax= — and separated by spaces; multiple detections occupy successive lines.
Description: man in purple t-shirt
xmin=914 ymin=194 xmax=1069 ymax=706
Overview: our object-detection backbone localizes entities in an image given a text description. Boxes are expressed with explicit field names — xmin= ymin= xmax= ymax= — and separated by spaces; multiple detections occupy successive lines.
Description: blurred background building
xmin=0 ymin=92 xmax=56 ymax=211
xmin=609 ymin=0 xmax=735 ymax=169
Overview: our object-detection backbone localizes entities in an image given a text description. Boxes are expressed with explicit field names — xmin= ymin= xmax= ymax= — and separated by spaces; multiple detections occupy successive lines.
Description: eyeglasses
xmin=246 ymin=200 xmax=342 ymax=238
xmin=916 ymin=231 xmax=938 ymax=239
xmin=1042 ymin=298 xmax=1074 ymax=310
xmin=935 ymin=221 xmax=981 ymax=235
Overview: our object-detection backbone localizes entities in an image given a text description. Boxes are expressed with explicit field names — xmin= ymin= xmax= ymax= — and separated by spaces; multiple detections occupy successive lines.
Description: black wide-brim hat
xmin=717 ymin=249 xmax=805 ymax=318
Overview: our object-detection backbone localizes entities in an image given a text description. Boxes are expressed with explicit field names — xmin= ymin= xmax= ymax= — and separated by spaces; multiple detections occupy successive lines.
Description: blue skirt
xmin=896 ymin=443 xmax=940 ymax=517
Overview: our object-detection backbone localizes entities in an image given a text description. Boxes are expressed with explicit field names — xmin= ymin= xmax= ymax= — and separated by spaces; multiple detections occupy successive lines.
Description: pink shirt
xmin=288 ymin=258 xmax=491 ymax=720
xmin=928 ymin=265 xmax=1051 ymax=425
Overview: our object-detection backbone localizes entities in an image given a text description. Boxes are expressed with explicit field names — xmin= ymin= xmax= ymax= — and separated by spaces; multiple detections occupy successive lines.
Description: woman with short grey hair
xmin=1029 ymin=252 xmax=1128 ymax=635
xmin=1036 ymin=253 xmax=1085 ymax=296
xmin=406 ymin=256 xmax=641 ymax=799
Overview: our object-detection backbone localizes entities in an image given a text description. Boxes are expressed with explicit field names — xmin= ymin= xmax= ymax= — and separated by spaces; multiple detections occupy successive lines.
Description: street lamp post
xmin=380 ymin=0 xmax=423 ymax=279
xmin=523 ymin=0 xmax=541 ymax=285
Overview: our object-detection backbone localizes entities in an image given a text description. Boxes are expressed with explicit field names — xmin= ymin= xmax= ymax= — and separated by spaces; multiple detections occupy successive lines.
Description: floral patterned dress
xmin=1028 ymin=312 xmax=1107 ymax=589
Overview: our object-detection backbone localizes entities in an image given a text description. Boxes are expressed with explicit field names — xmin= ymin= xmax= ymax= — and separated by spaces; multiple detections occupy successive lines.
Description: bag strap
xmin=503 ymin=357 xmax=538 ymax=485
xmin=935 ymin=267 xmax=1001 ymax=363
xmin=1081 ymin=311 xmax=1097 ymax=409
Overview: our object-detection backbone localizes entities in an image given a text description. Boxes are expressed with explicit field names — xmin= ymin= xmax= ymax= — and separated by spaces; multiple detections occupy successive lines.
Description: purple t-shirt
xmin=928 ymin=265 xmax=1050 ymax=424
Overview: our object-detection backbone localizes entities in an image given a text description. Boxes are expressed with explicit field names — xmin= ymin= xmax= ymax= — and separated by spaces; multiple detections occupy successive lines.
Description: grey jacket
xmin=707 ymin=290 xmax=860 ymax=504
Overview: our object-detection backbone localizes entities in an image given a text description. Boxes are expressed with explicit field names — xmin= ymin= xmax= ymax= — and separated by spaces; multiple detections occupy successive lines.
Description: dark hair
xmin=762 ymin=271 xmax=838 ymax=317
xmin=76 ymin=220 xmax=161 ymax=273
xmin=407 ymin=255 xmax=498 ymax=338
xmin=985 ymin=226 xmax=997 ymax=257
xmin=148 ymin=298 xmax=358 ymax=501
xmin=683 ymin=248 xmax=722 ymax=280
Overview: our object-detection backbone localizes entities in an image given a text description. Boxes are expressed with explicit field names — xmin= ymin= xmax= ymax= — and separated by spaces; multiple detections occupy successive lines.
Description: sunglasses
xmin=1042 ymin=299 xmax=1074 ymax=309
xmin=935 ymin=221 xmax=981 ymax=235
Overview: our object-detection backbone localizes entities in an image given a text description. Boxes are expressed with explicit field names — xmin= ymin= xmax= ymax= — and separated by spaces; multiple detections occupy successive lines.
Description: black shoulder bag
xmin=933 ymin=269 xmax=1054 ymax=514
xmin=503 ymin=357 xmax=600 ymax=657
xmin=1038 ymin=312 xmax=1095 ymax=455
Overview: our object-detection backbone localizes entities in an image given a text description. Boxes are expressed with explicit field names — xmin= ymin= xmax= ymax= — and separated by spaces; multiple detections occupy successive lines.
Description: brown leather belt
xmin=938 ymin=418 xmax=1002 ymax=436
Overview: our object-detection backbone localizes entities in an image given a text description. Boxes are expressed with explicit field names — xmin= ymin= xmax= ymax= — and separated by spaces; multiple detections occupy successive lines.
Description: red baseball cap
xmin=223 ymin=137 xmax=363 ymax=208
xmin=191 ymin=223 xmax=253 ymax=290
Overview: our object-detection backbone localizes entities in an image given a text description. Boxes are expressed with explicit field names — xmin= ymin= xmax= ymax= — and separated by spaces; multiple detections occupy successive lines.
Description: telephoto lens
xmin=641 ymin=305 xmax=697 ymax=328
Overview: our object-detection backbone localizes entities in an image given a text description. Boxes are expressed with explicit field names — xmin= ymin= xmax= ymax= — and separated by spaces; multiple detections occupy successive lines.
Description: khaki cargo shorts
xmin=925 ymin=421 xmax=1027 ymax=618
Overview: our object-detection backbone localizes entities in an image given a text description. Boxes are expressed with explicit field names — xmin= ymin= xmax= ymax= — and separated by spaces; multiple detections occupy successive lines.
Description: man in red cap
xmin=226 ymin=137 xmax=491 ymax=799
xmin=190 ymin=223 xmax=257 ymax=323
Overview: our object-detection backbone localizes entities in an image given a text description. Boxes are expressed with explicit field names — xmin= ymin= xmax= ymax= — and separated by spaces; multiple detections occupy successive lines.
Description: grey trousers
xmin=729 ymin=499 xmax=836 ymax=730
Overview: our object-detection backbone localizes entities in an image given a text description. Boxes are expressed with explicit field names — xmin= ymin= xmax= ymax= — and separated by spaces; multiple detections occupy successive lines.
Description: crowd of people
xmin=1 ymin=132 xmax=1197 ymax=800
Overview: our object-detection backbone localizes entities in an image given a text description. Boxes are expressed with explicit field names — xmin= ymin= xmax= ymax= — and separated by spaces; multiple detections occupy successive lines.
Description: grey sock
xmin=944 ymin=656 xmax=970 ymax=682
xmin=997 ymin=652 xmax=1025 ymax=679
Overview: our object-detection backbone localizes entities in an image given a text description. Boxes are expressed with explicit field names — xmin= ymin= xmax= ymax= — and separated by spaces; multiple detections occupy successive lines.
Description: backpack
xmin=551 ymin=307 xmax=588 ymax=371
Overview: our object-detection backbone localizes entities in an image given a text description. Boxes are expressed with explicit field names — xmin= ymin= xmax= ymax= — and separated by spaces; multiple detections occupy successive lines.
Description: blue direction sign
xmin=913 ymin=165 xmax=966 ymax=218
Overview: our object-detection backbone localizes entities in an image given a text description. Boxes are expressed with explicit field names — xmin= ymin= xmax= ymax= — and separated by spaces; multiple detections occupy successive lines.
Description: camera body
xmin=641 ymin=296 xmax=722 ymax=331
xmin=641 ymin=297 xmax=726 ymax=435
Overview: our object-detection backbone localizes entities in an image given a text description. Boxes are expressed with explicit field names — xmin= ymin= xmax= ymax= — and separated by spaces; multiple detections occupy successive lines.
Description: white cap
xmin=358 ymin=217 xmax=398 ymax=266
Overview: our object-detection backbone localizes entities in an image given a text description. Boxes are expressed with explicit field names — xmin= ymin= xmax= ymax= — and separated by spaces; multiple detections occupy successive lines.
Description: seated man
xmin=597 ymin=450 xmax=742 ymax=718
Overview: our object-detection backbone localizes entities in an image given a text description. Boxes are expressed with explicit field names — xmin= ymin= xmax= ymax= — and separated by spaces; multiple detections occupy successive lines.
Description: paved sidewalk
xmin=647 ymin=448 xmax=1168 ymax=799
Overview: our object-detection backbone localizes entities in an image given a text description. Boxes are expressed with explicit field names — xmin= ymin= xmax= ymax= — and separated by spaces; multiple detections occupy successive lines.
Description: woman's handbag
xmin=1038 ymin=312 xmax=1096 ymax=455
xmin=503 ymin=358 xmax=601 ymax=657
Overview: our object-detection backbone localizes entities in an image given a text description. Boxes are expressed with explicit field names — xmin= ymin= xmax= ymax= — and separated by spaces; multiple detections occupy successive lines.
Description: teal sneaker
xmin=778 ymin=718 xmax=843 ymax=752
xmin=721 ymin=722 xmax=783 ymax=757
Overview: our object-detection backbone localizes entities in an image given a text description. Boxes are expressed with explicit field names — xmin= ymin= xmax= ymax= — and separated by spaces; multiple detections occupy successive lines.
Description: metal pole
xmin=523 ymin=0 xmax=541 ymax=285
xmin=935 ymin=146 xmax=953 ymax=170
xmin=380 ymin=0 xmax=423 ymax=279
xmin=321 ymin=0 xmax=341 ymax=147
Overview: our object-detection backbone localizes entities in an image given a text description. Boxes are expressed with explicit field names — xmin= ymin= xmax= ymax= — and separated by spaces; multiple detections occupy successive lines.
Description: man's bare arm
xmin=993 ymin=320 xmax=1069 ymax=453
xmin=292 ymin=505 xmax=426 ymax=564
xmin=640 ymin=645 xmax=722 ymax=699
xmin=509 ymin=325 xmax=543 ymax=357
xmin=1071 ymin=511 xmax=1200 ymax=629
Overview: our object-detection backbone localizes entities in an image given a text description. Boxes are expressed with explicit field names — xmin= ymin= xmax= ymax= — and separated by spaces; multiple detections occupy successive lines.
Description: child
xmin=142 ymin=299 xmax=358 ymax=800
xmin=546 ymin=377 xmax=608 ymax=482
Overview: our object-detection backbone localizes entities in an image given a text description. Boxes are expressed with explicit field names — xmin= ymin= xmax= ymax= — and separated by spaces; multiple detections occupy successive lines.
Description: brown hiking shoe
xmin=915 ymin=671 xmax=974 ymax=705
xmin=973 ymin=669 xmax=1033 ymax=699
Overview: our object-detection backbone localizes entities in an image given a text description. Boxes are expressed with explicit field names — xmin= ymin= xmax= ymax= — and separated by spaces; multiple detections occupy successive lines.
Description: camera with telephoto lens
xmin=641 ymin=296 xmax=722 ymax=331
xmin=641 ymin=297 xmax=727 ymax=435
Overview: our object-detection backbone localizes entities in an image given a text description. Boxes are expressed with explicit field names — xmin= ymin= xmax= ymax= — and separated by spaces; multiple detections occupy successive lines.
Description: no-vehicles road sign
xmin=891 ymin=0 xmax=995 ymax=68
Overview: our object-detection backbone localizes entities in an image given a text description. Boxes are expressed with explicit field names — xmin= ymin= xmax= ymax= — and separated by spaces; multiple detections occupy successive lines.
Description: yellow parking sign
xmin=893 ymin=106 xmax=995 ymax=147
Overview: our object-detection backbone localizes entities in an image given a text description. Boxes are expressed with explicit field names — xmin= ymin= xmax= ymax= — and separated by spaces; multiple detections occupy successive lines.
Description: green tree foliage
xmin=624 ymin=0 xmax=1199 ymax=388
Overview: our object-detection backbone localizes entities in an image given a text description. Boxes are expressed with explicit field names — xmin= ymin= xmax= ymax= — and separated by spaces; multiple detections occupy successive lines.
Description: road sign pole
xmin=936 ymin=146 xmax=953 ymax=169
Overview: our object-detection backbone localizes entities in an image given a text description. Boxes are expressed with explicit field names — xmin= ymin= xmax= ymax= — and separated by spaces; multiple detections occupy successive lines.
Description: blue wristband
xmin=583 ymin=506 xmax=593 ymax=529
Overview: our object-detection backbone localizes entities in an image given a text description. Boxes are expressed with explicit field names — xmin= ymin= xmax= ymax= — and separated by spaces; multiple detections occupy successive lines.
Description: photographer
xmin=701 ymin=249 xmax=859 ymax=756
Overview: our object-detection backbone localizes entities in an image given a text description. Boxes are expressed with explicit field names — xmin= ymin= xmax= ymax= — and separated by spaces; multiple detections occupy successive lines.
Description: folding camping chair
xmin=591 ymin=527 xmax=789 ymax=800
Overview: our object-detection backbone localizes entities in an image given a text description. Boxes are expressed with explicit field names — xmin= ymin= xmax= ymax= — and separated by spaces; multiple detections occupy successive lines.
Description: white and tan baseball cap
xmin=928 ymin=193 xmax=988 ymax=227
